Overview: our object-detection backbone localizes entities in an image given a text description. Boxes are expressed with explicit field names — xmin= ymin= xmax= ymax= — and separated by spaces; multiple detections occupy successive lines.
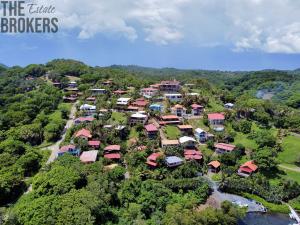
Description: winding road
xmin=44 ymin=102 xmax=77 ymax=164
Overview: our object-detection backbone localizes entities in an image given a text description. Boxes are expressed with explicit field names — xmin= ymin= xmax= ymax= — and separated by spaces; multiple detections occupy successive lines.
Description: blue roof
xmin=165 ymin=156 xmax=183 ymax=164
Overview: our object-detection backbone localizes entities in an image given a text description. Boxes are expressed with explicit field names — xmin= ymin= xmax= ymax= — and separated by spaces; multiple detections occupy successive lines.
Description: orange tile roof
xmin=208 ymin=160 xmax=221 ymax=168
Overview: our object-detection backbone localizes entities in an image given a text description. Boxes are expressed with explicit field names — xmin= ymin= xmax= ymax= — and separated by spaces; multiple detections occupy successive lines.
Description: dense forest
xmin=0 ymin=59 xmax=299 ymax=225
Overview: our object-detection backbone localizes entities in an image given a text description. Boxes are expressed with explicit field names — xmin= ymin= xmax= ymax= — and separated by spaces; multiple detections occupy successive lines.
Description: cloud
xmin=33 ymin=0 xmax=300 ymax=53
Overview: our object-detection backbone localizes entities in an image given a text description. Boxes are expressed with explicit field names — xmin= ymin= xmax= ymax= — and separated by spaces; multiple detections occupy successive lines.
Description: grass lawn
xmin=164 ymin=125 xmax=181 ymax=139
xmin=189 ymin=118 xmax=209 ymax=131
xmin=278 ymin=135 xmax=300 ymax=165
xmin=111 ymin=112 xmax=127 ymax=124
xmin=234 ymin=132 xmax=258 ymax=150
xmin=201 ymin=145 xmax=214 ymax=158
xmin=207 ymin=97 xmax=224 ymax=112
xmin=279 ymin=168 xmax=300 ymax=184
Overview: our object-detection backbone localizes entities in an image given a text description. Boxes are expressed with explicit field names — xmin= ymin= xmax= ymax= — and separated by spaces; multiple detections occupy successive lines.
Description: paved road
xmin=44 ymin=102 xmax=77 ymax=164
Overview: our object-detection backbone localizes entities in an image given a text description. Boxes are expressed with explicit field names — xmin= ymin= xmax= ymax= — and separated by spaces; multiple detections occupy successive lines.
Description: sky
xmin=1 ymin=0 xmax=300 ymax=71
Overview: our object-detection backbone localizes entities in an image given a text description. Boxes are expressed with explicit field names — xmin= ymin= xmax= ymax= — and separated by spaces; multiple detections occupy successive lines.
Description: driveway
xmin=44 ymin=102 xmax=77 ymax=164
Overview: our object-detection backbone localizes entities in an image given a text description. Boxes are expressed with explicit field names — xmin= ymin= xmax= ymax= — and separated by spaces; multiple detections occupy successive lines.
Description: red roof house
xmin=104 ymin=153 xmax=121 ymax=160
xmin=208 ymin=113 xmax=225 ymax=125
xmin=80 ymin=150 xmax=98 ymax=164
xmin=144 ymin=124 xmax=159 ymax=138
xmin=88 ymin=140 xmax=101 ymax=149
xmin=208 ymin=160 xmax=221 ymax=173
xmin=215 ymin=143 xmax=236 ymax=154
xmin=184 ymin=149 xmax=203 ymax=161
xmin=146 ymin=152 xmax=162 ymax=167
xmin=75 ymin=129 xmax=92 ymax=139
xmin=238 ymin=161 xmax=258 ymax=177
xmin=104 ymin=145 xmax=121 ymax=152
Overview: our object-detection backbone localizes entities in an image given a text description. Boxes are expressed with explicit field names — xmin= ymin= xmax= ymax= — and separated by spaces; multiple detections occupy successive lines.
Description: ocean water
xmin=239 ymin=213 xmax=296 ymax=225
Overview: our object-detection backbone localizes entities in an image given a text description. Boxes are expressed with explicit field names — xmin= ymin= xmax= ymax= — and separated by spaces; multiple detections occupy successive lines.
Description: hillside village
xmin=0 ymin=60 xmax=300 ymax=225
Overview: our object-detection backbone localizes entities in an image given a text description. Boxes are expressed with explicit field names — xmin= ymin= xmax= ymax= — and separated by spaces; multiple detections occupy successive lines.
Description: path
xmin=279 ymin=164 xmax=300 ymax=173
xmin=44 ymin=102 xmax=77 ymax=164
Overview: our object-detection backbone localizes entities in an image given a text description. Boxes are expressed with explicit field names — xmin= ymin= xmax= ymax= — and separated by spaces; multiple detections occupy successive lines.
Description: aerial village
xmin=58 ymin=78 xmax=258 ymax=178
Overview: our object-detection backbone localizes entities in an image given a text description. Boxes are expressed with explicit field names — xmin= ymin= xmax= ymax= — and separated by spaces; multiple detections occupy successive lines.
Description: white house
xmin=195 ymin=128 xmax=207 ymax=142
xmin=164 ymin=93 xmax=182 ymax=102
xmin=117 ymin=97 xmax=131 ymax=106
xmin=80 ymin=104 xmax=96 ymax=115
xmin=90 ymin=88 xmax=106 ymax=95
xmin=225 ymin=103 xmax=234 ymax=109
xmin=165 ymin=156 xmax=183 ymax=167
xmin=179 ymin=136 xmax=197 ymax=148
xmin=130 ymin=113 xmax=148 ymax=125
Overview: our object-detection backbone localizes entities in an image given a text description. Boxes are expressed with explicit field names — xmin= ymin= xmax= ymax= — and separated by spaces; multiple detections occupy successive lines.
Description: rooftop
xmin=208 ymin=113 xmax=225 ymax=120
xmin=208 ymin=160 xmax=221 ymax=168
xmin=215 ymin=143 xmax=236 ymax=151
xmin=75 ymin=129 xmax=92 ymax=138
xmin=145 ymin=124 xmax=158 ymax=132
xmin=80 ymin=150 xmax=98 ymax=163
xmin=104 ymin=145 xmax=121 ymax=151
xmin=162 ymin=139 xmax=179 ymax=145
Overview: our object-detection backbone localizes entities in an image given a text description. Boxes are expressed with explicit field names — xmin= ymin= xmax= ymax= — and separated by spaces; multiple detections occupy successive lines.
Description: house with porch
xmin=238 ymin=161 xmax=258 ymax=177
xmin=161 ymin=139 xmax=180 ymax=148
xmin=131 ymin=98 xmax=149 ymax=109
xmin=191 ymin=104 xmax=204 ymax=116
xmin=195 ymin=128 xmax=208 ymax=142
xmin=208 ymin=161 xmax=221 ymax=173
xmin=80 ymin=104 xmax=96 ymax=115
xmin=130 ymin=113 xmax=148 ymax=125
xmin=214 ymin=143 xmax=236 ymax=154
xmin=179 ymin=136 xmax=197 ymax=148
xmin=90 ymin=88 xmax=106 ymax=95
xmin=117 ymin=97 xmax=131 ymax=106
xmin=160 ymin=115 xmax=181 ymax=125
xmin=144 ymin=124 xmax=159 ymax=138
xmin=177 ymin=125 xmax=193 ymax=136
xmin=159 ymin=80 xmax=181 ymax=92
xmin=171 ymin=104 xmax=187 ymax=117
xmin=164 ymin=93 xmax=182 ymax=102
xmin=140 ymin=87 xmax=158 ymax=98
xmin=208 ymin=113 xmax=225 ymax=126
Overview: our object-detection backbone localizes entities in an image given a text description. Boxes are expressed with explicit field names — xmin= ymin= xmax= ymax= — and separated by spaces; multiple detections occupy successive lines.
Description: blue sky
xmin=1 ymin=0 xmax=300 ymax=71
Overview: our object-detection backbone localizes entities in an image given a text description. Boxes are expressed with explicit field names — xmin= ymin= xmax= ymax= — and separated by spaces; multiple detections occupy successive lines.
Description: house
xmin=195 ymin=128 xmax=207 ymax=142
xmin=184 ymin=149 xmax=203 ymax=161
xmin=208 ymin=113 xmax=225 ymax=125
xmin=225 ymin=103 xmax=234 ymax=109
xmin=74 ymin=117 xmax=95 ymax=125
xmin=191 ymin=104 xmax=204 ymax=116
xmin=131 ymin=98 xmax=149 ymax=109
xmin=104 ymin=145 xmax=121 ymax=160
xmin=140 ymin=87 xmax=158 ymax=98
xmin=186 ymin=92 xmax=199 ymax=97
xmin=88 ymin=140 xmax=101 ymax=149
xmin=102 ymin=79 xmax=113 ymax=86
xmin=149 ymin=104 xmax=164 ymax=112
xmin=238 ymin=161 xmax=258 ymax=177
xmin=145 ymin=124 xmax=159 ymax=138
xmin=113 ymin=90 xmax=127 ymax=95
xmin=179 ymin=136 xmax=197 ymax=148
xmin=161 ymin=139 xmax=180 ymax=148
xmin=214 ymin=143 xmax=236 ymax=154
xmin=177 ymin=125 xmax=193 ymax=135
xmin=75 ymin=129 xmax=92 ymax=140
xmin=86 ymin=97 xmax=96 ymax=102
xmin=57 ymin=145 xmax=80 ymax=157
xmin=68 ymin=81 xmax=77 ymax=88
xmin=146 ymin=152 xmax=162 ymax=167
xmin=159 ymin=80 xmax=181 ymax=92
xmin=80 ymin=104 xmax=96 ymax=115
xmin=64 ymin=87 xmax=79 ymax=93
xmin=208 ymin=161 xmax=221 ymax=173
xmin=171 ymin=104 xmax=187 ymax=117
xmin=164 ymin=93 xmax=182 ymax=102
xmin=63 ymin=96 xmax=77 ymax=103
xmin=80 ymin=150 xmax=98 ymax=164
xmin=165 ymin=156 xmax=183 ymax=167
xmin=117 ymin=97 xmax=131 ymax=106
xmin=130 ymin=113 xmax=148 ymax=125
xmin=127 ymin=106 xmax=139 ymax=113
xmin=90 ymin=88 xmax=106 ymax=95
xmin=160 ymin=115 xmax=181 ymax=125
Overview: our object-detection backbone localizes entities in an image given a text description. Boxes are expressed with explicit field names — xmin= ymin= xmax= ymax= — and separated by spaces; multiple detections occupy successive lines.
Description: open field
xmin=278 ymin=135 xmax=300 ymax=165
xmin=163 ymin=125 xmax=181 ymax=139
